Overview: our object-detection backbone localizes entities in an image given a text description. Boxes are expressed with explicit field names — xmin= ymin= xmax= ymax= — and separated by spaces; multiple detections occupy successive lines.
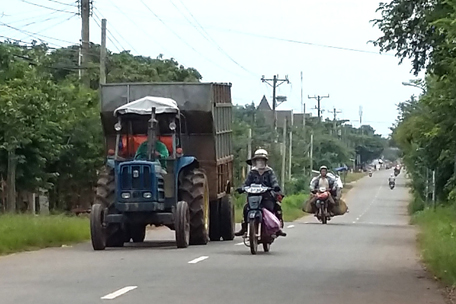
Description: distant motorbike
xmin=394 ymin=169 xmax=400 ymax=177
xmin=238 ymin=184 xmax=282 ymax=255
xmin=315 ymin=186 xmax=331 ymax=224
xmin=389 ymin=181 xmax=395 ymax=189
xmin=369 ymin=172 xmax=373 ymax=177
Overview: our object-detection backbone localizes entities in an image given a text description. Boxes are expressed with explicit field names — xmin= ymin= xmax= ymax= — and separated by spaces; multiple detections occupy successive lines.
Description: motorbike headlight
xmin=121 ymin=192 xmax=131 ymax=199
xmin=143 ymin=192 xmax=152 ymax=199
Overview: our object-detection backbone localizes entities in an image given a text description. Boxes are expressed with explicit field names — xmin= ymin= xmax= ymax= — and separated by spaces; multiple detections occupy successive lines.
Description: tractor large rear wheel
xmin=95 ymin=166 xmax=125 ymax=248
xmin=179 ymin=168 xmax=209 ymax=245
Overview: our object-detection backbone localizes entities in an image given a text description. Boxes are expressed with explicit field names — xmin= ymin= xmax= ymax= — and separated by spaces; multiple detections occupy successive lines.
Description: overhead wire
xmin=0 ymin=21 xmax=78 ymax=45
xmin=138 ymin=0 xmax=244 ymax=77
xmin=17 ymin=0 xmax=78 ymax=14
xmin=92 ymin=13 xmax=122 ymax=52
xmin=171 ymin=0 xmax=257 ymax=77
xmin=93 ymin=7 xmax=139 ymax=54
xmin=46 ymin=0 xmax=77 ymax=7
xmin=207 ymin=26 xmax=394 ymax=56
xmin=106 ymin=0 xmax=177 ymax=61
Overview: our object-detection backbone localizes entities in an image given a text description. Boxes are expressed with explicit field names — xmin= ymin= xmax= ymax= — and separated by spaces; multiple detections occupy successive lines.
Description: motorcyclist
xmin=388 ymin=174 xmax=396 ymax=184
xmin=234 ymin=148 xmax=287 ymax=237
xmin=309 ymin=166 xmax=338 ymax=215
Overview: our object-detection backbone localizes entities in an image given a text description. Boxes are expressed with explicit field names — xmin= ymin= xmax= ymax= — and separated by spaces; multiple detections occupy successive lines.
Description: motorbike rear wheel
xmin=249 ymin=219 xmax=258 ymax=255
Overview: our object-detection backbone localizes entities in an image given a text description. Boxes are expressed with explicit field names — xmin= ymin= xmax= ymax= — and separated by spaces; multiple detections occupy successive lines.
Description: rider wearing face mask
xmin=235 ymin=149 xmax=287 ymax=237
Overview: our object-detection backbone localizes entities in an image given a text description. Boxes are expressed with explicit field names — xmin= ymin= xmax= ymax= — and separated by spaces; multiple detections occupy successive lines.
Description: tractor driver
xmin=134 ymin=127 xmax=169 ymax=168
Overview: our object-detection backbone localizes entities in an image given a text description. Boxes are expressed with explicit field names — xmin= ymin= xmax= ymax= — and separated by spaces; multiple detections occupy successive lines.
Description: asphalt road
xmin=0 ymin=170 xmax=447 ymax=304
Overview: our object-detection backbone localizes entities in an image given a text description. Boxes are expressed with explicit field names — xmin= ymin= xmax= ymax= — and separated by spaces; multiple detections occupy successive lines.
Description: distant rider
xmin=389 ymin=174 xmax=396 ymax=184
xmin=309 ymin=166 xmax=339 ymax=215
xmin=234 ymin=149 xmax=287 ymax=237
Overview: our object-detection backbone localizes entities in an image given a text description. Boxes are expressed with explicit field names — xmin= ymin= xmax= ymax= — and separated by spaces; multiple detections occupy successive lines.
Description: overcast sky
xmin=1 ymin=0 xmax=424 ymax=136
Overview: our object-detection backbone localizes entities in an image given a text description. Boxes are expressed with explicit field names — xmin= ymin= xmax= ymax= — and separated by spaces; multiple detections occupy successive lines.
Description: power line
xmin=170 ymin=0 xmax=257 ymax=77
xmin=18 ymin=0 xmax=78 ymax=14
xmin=105 ymin=0 xmax=174 ymax=59
xmin=46 ymin=0 xmax=77 ymax=7
xmin=0 ymin=21 xmax=77 ymax=45
xmin=139 ymin=0 xmax=244 ymax=77
xmin=17 ymin=15 xmax=77 ymax=44
xmin=207 ymin=26 xmax=395 ymax=56
xmin=93 ymin=8 xmax=139 ymax=54
xmin=92 ymin=14 xmax=122 ymax=52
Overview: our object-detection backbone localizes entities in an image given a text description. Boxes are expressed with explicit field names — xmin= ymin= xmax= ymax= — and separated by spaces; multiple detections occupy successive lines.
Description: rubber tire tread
xmin=90 ymin=204 xmax=106 ymax=250
xmin=95 ymin=166 xmax=124 ymax=247
xmin=179 ymin=168 xmax=209 ymax=245
xmin=249 ymin=219 xmax=258 ymax=255
xmin=220 ymin=195 xmax=235 ymax=241
xmin=175 ymin=201 xmax=190 ymax=248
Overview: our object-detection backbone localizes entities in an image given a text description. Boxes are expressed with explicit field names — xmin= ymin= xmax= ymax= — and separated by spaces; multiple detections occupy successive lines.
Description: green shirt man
xmin=134 ymin=140 xmax=169 ymax=168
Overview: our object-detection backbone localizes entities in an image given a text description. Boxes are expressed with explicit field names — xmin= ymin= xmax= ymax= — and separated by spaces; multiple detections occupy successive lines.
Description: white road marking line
xmin=287 ymin=225 xmax=295 ymax=228
xmin=188 ymin=256 xmax=209 ymax=264
xmin=101 ymin=286 xmax=137 ymax=300
xmin=354 ymin=184 xmax=383 ymax=223
xmin=235 ymin=242 xmax=244 ymax=246
xmin=352 ymin=221 xmax=356 ymax=224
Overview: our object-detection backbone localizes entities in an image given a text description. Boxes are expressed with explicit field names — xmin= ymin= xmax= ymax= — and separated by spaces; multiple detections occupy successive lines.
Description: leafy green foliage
xmin=0 ymin=40 xmax=201 ymax=212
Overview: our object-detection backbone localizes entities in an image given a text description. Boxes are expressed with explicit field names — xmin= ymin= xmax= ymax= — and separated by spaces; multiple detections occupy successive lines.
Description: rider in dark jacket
xmin=235 ymin=149 xmax=287 ymax=237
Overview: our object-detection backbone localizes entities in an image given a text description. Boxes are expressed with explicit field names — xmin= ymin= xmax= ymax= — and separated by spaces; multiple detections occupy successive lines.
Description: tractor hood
xmin=114 ymin=96 xmax=179 ymax=117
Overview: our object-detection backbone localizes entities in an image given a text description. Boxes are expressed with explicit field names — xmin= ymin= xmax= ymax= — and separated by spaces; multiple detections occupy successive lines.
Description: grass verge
xmin=343 ymin=172 xmax=366 ymax=184
xmin=234 ymin=193 xmax=308 ymax=223
xmin=0 ymin=214 xmax=89 ymax=255
xmin=412 ymin=206 xmax=456 ymax=286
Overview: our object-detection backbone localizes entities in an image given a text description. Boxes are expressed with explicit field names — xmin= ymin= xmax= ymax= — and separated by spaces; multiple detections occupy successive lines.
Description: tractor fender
xmin=175 ymin=156 xmax=199 ymax=184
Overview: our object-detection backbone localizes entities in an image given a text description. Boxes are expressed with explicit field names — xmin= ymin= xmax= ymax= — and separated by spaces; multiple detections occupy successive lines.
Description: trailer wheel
xmin=220 ymin=195 xmax=235 ymax=241
xmin=90 ymin=203 xmax=106 ymax=250
xmin=179 ymin=168 xmax=209 ymax=245
xmin=175 ymin=201 xmax=190 ymax=248
xmin=209 ymin=200 xmax=221 ymax=241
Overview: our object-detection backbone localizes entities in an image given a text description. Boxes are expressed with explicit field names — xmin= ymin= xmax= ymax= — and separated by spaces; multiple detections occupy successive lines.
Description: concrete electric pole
xmin=79 ymin=0 xmax=91 ymax=87
xmin=308 ymin=95 xmax=330 ymax=121
xmin=100 ymin=18 xmax=107 ymax=85
xmin=261 ymin=74 xmax=290 ymax=130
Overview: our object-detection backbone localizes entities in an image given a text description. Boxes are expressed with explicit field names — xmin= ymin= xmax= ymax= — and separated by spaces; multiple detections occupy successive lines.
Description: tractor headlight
xmin=133 ymin=170 xmax=139 ymax=178
xmin=121 ymin=192 xmax=131 ymax=199
xmin=143 ymin=192 xmax=152 ymax=199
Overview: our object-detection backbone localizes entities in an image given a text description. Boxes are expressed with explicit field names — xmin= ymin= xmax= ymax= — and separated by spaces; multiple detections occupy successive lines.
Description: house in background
xmin=256 ymin=95 xmax=312 ymax=128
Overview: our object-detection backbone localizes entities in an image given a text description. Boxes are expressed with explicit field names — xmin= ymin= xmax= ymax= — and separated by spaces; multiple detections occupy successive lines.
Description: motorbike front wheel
xmin=320 ymin=205 xmax=328 ymax=224
xmin=249 ymin=219 xmax=258 ymax=255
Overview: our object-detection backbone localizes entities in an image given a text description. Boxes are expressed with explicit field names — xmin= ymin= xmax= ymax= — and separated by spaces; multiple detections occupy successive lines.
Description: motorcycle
xmin=238 ymin=184 xmax=282 ymax=255
xmin=369 ymin=172 xmax=372 ymax=177
xmin=389 ymin=181 xmax=395 ymax=189
xmin=394 ymin=169 xmax=400 ymax=177
xmin=315 ymin=186 xmax=331 ymax=224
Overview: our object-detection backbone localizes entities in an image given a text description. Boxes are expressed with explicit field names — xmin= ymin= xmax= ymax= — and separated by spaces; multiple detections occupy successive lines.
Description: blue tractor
xmin=90 ymin=96 xmax=214 ymax=249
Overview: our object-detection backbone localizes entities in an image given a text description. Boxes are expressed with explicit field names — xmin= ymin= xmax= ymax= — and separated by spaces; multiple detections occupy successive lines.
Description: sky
xmin=0 ymin=0 xmax=425 ymax=136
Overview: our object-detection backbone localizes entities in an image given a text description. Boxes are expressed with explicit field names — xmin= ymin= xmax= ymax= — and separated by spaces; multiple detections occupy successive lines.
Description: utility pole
xmin=79 ymin=0 xmax=91 ymax=87
xmin=332 ymin=107 xmax=342 ymax=136
xmin=247 ymin=128 xmax=252 ymax=172
xmin=100 ymin=18 xmax=107 ymax=85
xmin=308 ymin=95 xmax=330 ymax=121
xmin=288 ymin=128 xmax=292 ymax=180
xmin=309 ymin=131 xmax=314 ymax=177
xmin=261 ymin=74 xmax=290 ymax=130
xmin=432 ymin=170 xmax=436 ymax=211
xmin=359 ymin=105 xmax=363 ymax=126
xmin=281 ymin=118 xmax=287 ymax=191
xmin=301 ymin=71 xmax=306 ymax=130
